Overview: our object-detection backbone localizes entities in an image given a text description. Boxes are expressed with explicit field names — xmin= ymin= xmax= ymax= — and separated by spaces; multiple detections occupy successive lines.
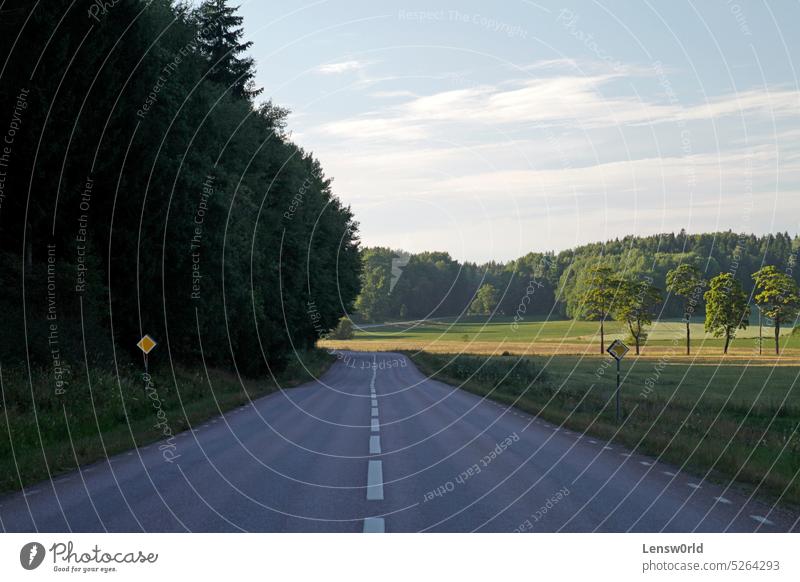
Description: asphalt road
xmin=1 ymin=351 xmax=797 ymax=532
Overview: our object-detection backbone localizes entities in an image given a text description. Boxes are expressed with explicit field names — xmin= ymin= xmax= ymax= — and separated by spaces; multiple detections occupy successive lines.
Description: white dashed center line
xmin=370 ymin=435 xmax=382 ymax=454
xmin=367 ymin=460 xmax=384 ymax=500
xmin=714 ymin=496 xmax=732 ymax=504
xmin=750 ymin=515 xmax=774 ymax=526
xmin=364 ymin=355 xmax=386 ymax=533
xmin=363 ymin=355 xmax=386 ymax=533
xmin=363 ymin=517 xmax=385 ymax=532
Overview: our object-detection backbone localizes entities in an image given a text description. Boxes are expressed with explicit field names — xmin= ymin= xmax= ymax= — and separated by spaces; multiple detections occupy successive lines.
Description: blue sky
xmin=233 ymin=0 xmax=800 ymax=262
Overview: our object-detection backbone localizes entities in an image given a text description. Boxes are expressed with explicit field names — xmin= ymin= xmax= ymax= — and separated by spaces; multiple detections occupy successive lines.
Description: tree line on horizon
xmin=578 ymin=262 xmax=799 ymax=355
xmin=0 ymin=0 xmax=361 ymax=381
xmin=354 ymin=231 xmax=799 ymax=353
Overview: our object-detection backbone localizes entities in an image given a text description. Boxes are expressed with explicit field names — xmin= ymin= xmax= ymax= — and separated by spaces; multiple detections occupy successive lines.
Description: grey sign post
xmin=606 ymin=339 xmax=630 ymax=422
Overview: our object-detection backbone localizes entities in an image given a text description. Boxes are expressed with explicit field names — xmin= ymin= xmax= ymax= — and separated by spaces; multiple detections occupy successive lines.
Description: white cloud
xmin=315 ymin=60 xmax=369 ymax=75
xmin=431 ymin=147 xmax=792 ymax=201
xmin=321 ymin=116 xmax=427 ymax=141
xmin=680 ymin=88 xmax=800 ymax=122
xmin=518 ymin=58 xmax=661 ymax=78
xmin=368 ymin=90 xmax=418 ymax=99
xmin=317 ymin=75 xmax=800 ymax=143
xmin=299 ymin=65 xmax=800 ymax=260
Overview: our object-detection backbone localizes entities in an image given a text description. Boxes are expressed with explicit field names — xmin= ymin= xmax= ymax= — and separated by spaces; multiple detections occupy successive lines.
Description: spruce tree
xmin=196 ymin=0 xmax=262 ymax=99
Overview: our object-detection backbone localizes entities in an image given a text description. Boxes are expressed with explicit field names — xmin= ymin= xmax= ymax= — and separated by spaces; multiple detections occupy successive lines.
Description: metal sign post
xmin=606 ymin=339 xmax=630 ymax=422
xmin=616 ymin=357 xmax=621 ymax=421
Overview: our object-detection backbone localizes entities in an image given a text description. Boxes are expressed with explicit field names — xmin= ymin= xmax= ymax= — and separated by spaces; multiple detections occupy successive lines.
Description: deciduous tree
xmin=614 ymin=278 xmax=662 ymax=355
xmin=579 ymin=265 xmax=619 ymax=354
xmin=666 ymin=264 xmax=706 ymax=354
xmin=704 ymin=273 xmax=749 ymax=354
xmin=752 ymin=266 xmax=800 ymax=355
xmin=469 ymin=283 xmax=499 ymax=316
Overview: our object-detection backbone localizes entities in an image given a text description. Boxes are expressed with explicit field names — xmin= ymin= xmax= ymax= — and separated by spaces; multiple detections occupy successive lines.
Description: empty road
xmin=1 ymin=351 xmax=797 ymax=532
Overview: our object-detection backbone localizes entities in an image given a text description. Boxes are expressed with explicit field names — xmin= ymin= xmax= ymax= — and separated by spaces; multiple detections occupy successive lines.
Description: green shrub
xmin=328 ymin=317 xmax=355 ymax=340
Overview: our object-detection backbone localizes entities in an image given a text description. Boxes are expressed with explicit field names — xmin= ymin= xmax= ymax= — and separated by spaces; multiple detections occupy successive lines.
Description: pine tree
xmin=196 ymin=0 xmax=262 ymax=99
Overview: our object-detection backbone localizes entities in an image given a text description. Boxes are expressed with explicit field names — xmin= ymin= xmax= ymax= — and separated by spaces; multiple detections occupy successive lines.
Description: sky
xmin=232 ymin=0 xmax=800 ymax=263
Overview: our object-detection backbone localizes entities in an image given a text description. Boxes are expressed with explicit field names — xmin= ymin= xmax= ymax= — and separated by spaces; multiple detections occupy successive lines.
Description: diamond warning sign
xmin=607 ymin=339 xmax=629 ymax=361
xmin=137 ymin=334 xmax=157 ymax=355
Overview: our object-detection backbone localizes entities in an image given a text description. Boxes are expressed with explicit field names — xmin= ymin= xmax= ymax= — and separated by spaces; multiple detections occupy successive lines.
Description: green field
xmin=410 ymin=352 xmax=800 ymax=506
xmin=356 ymin=316 xmax=795 ymax=344
xmin=338 ymin=316 xmax=800 ymax=357
xmin=358 ymin=316 xmax=604 ymax=342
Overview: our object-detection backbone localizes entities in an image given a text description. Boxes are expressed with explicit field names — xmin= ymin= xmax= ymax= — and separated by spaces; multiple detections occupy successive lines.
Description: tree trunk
xmin=775 ymin=315 xmax=781 ymax=356
xmin=600 ymin=317 xmax=605 ymax=354
xmin=686 ymin=320 xmax=691 ymax=355
xmin=724 ymin=331 xmax=731 ymax=354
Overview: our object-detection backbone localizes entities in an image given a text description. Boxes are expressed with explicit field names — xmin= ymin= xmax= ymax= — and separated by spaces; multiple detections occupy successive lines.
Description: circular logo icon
xmin=19 ymin=542 xmax=46 ymax=570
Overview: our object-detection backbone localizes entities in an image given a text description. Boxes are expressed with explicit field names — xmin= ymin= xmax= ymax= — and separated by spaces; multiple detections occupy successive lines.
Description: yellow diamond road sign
xmin=137 ymin=334 xmax=157 ymax=355
xmin=607 ymin=339 xmax=629 ymax=361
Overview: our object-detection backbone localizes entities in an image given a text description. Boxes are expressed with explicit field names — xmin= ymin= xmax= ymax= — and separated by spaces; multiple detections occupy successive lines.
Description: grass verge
xmin=0 ymin=350 xmax=333 ymax=494
xmin=409 ymin=351 xmax=800 ymax=507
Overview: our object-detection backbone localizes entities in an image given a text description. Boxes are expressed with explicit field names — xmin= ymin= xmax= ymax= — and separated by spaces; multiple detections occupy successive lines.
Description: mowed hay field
xmin=322 ymin=316 xmax=800 ymax=364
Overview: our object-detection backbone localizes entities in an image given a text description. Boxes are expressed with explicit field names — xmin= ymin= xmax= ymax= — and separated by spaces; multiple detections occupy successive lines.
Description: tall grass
xmin=432 ymin=354 xmax=548 ymax=396
xmin=0 ymin=350 xmax=333 ymax=493
xmin=411 ymin=352 xmax=800 ymax=507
